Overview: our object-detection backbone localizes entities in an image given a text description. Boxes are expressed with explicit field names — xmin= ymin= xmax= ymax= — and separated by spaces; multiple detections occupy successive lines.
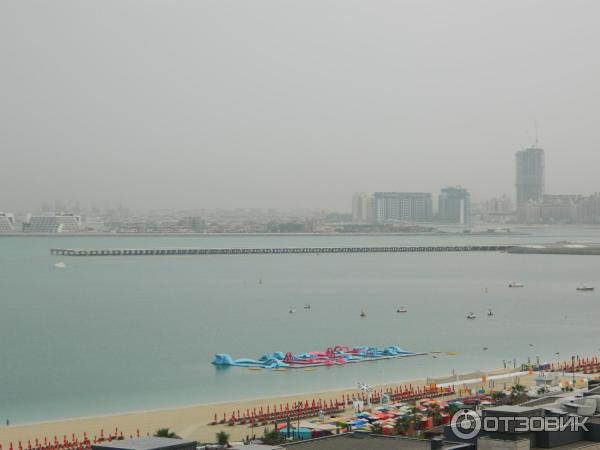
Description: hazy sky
xmin=1 ymin=0 xmax=599 ymax=212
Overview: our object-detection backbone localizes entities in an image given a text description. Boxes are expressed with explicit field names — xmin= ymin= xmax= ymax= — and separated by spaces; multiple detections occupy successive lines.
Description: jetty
xmin=49 ymin=242 xmax=600 ymax=256
xmin=50 ymin=245 xmax=511 ymax=256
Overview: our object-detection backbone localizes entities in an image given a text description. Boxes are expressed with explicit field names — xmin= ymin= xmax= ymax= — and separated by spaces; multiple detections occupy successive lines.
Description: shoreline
xmin=0 ymin=362 xmax=513 ymax=428
xmin=0 ymin=367 xmax=536 ymax=445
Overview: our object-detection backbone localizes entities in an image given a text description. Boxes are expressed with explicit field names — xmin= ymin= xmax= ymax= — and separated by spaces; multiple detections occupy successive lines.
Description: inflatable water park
xmin=212 ymin=345 xmax=424 ymax=369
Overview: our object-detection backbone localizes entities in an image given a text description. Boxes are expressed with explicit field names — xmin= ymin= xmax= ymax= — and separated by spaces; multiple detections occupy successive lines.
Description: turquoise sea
xmin=1 ymin=228 xmax=600 ymax=424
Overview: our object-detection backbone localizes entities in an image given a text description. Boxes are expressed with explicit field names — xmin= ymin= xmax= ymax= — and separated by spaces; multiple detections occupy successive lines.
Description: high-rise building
xmin=438 ymin=186 xmax=471 ymax=224
xmin=516 ymin=147 xmax=545 ymax=205
xmin=352 ymin=193 xmax=372 ymax=222
xmin=372 ymin=192 xmax=432 ymax=223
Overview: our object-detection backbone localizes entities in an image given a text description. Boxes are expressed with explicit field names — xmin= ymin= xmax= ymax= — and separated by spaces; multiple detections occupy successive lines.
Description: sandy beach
xmin=0 ymin=369 xmax=542 ymax=446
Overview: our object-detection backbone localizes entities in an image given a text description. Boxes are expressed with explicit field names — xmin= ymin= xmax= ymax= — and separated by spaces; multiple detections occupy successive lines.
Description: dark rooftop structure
xmin=281 ymin=433 xmax=472 ymax=450
xmin=91 ymin=437 xmax=197 ymax=450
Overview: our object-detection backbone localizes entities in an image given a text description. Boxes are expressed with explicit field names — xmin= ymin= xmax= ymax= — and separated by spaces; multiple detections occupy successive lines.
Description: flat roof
xmin=484 ymin=405 xmax=541 ymax=414
xmin=91 ymin=437 xmax=196 ymax=450
xmin=283 ymin=434 xmax=456 ymax=450
xmin=230 ymin=445 xmax=283 ymax=450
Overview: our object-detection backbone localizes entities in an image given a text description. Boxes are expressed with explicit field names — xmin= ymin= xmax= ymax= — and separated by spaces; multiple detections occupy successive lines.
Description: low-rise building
xmin=0 ymin=212 xmax=15 ymax=232
xmin=23 ymin=213 xmax=82 ymax=233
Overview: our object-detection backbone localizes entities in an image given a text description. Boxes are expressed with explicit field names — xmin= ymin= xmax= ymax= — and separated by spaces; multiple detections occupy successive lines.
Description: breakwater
xmin=50 ymin=245 xmax=512 ymax=256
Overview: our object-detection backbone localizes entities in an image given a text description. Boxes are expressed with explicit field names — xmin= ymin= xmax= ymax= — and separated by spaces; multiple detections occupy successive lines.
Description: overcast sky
xmin=1 ymin=0 xmax=599 ymax=212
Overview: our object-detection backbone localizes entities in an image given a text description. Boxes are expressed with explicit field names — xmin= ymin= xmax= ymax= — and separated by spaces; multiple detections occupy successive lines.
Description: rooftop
xmin=91 ymin=437 xmax=196 ymax=450
xmin=282 ymin=433 xmax=461 ymax=450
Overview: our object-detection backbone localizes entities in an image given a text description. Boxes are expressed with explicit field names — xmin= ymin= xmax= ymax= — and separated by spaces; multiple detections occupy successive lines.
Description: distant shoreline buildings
xmin=3 ymin=137 xmax=600 ymax=233
xmin=352 ymin=188 xmax=470 ymax=225
xmin=515 ymin=145 xmax=600 ymax=224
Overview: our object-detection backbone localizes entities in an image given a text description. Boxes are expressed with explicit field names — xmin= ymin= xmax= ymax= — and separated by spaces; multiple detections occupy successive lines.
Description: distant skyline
xmin=1 ymin=0 xmax=599 ymax=212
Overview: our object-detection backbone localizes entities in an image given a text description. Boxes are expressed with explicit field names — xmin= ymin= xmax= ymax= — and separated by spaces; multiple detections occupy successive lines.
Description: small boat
xmin=487 ymin=309 xmax=494 ymax=316
xmin=466 ymin=312 xmax=477 ymax=319
xmin=54 ymin=261 xmax=66 ymax=268
xmin=508 ymin=282 xmax=524 ymax=288
xmin=576 ymin=285 xmax=595 ymax=291
xmin=303 ymin=304 xmax=312 ymax=309
xmin=360 ymin=310 xmax=367 ymax=318
xmin=396 ymin=307 xmax=407 ymax=313
xmin=289 ymin=308 xmax=296 ymax=314
xmin=258 ymin=278 xmax=262 ymax=285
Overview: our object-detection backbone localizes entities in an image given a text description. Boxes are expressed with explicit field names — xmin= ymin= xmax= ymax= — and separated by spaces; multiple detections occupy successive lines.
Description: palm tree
xmin=427 ymin=404 xmax=443 ymax=426
xmin=262 ymin=427 xmax=285 ymax=445
xmin=396 ymin=406 xmax=420 ymax=436
xmin=510 ymin=383 xmax=527 ymax=405
xmin=215 ymin=431 xmax=230 ymax=447
xmin=371 ymin=422 xmax=384 ymax=434
xmin=395 ymin=416 xmax=409 ymax=435
xmin=154 ymin=428 xmax=180 ymax=439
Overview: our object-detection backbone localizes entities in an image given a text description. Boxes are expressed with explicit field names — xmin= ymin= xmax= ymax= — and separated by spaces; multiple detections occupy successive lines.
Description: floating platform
xmin=212 ymin=345 xmax=425 ymax=369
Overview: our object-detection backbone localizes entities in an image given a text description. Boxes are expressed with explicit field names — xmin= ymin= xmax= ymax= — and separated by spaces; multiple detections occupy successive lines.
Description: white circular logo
xmin=450 ymin=409 xmax=481 ymax=439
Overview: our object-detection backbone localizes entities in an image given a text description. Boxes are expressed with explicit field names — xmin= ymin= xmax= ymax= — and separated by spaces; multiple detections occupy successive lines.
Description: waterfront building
xmin=475 ymin=195 xmax=514 ymax=224
xmin=482 ymin=195 xmax=513 ymax=214
xmin=352 ymin=193 xmax=372 ymax=222
xmin=517 ymin=194 xmax=578 ymax=224
xmin=179 ymin=216 xmax=206 ymax=232
xmin=372 ymin=192 xmax=433 ymax=223
xmin=576 ymin=193 xmax=600 ymax=223
xmin=516 ymin=147 xmax=545 ymax=206
xmin=437 ymin=186 xmax=471 ymax=225
xmin=23 ymin=213 xmax=82 ymax=233
xmin=0 ymin=212 xmax=15 ymax=232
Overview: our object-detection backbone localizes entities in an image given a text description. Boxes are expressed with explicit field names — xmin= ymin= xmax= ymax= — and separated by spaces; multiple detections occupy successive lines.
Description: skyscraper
xmin=515 ymin=147 xmax=545 ymax=205
xmin=438 ymin=186 xmax=471 ymax=225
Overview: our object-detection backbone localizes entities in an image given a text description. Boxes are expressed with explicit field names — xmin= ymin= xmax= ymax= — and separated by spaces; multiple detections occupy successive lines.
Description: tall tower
xmin=515 ymin=147 xmax=545 ymax=205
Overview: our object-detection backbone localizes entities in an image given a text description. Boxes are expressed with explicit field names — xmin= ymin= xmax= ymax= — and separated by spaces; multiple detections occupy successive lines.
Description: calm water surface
xmin=1 ymin=228 xmax=600 ymax=423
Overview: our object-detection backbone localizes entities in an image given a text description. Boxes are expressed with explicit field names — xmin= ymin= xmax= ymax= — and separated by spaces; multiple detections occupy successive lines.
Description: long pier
xmin=50 ymin=245 xmax=512 ymax=256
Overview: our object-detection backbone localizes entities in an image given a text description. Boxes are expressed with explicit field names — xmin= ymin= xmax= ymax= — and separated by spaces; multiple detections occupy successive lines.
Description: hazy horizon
xmin=1 ymin=0 xmax=599 ymax=211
